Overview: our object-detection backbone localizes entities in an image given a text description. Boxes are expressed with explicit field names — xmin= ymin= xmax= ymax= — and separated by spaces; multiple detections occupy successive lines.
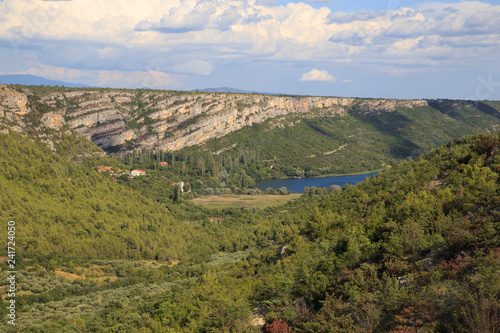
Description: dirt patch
xmin=425 ymin=179 xmax=445 ymax=190
xmin=250 ymin=306 xmax=265 ymax=327
xmin=54 ymin=271 xmax=82 ymax=281
xmin=54 ymin=270 xmax=118 ymax=283
xmin=324 ymin=144 xmax=348 ymax=155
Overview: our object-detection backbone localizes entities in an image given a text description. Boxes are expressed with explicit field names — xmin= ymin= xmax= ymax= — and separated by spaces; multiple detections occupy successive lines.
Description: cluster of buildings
xmin=97 ymin=166 xmax=147 ymax=179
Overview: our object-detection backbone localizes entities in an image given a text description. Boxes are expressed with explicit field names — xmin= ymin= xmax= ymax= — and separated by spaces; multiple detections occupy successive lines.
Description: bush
xmin=275 ymin=187 xmax=290 ymax=195
xmin=31 ymin=284 xmax=44 ymax=294
xmin=264 ymin=317 xmax=292 ymax=333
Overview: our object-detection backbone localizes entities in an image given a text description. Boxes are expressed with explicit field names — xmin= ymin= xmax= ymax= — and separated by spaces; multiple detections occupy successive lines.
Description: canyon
xmin=0 ymin=85 xmax=429 ymax=153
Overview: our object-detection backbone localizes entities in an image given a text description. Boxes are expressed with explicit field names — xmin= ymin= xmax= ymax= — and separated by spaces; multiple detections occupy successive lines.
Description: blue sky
xmin=0 ymin=0 xmax=499 ymax=99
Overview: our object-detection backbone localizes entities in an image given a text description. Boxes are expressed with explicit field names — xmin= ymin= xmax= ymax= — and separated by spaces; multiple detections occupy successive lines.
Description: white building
xmin=131 ymin=169 xmax=146 ymax=177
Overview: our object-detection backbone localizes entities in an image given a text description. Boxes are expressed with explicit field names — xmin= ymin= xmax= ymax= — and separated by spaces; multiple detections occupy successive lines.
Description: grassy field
xmin=190 ymin=193 xmax=302 ymax=209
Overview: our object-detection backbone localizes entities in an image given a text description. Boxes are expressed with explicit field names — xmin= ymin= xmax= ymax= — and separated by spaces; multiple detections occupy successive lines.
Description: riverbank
xmin=256 ymin=168 xmax=385 ymax=181
xmin=310 ymin=168 xmax=385 ymax=178
xmin=255 ymin=171 xmax=379 ymax=193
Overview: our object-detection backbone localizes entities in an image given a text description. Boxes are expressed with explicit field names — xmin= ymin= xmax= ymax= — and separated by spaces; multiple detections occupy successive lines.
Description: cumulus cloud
xmin=324 ymin=2 xmax=500 ymax=70
xmin=134 ymin=0 xmax=277 ymax=34
xmin=0 ymin=0 xmax=499 ymax=93
xmin=169 ymin=60 xmax=214 ymax=76
xmin=300 ymin=69 xmax=335 ymax=82
xmin=136 ymin=1 xmax=217 ymax=33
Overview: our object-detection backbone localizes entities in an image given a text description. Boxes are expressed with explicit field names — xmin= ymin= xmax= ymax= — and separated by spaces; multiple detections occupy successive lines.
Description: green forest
xmin=6 ymin=84 xmax=500 ymax=180
xmin=182 ymin=100 xmax=500 ymax=176
xmin=1 ymin=122 xmax=499 ymax=331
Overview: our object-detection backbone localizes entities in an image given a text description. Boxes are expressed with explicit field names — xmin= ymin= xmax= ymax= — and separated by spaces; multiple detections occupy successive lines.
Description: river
xmin=255 ymin=172 xmax=378 ymax=193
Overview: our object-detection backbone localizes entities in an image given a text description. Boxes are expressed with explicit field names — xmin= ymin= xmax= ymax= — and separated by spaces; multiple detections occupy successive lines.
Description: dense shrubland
xmin=188 ymin=103 xmax=500 ymax=176
xmin=0 ymin=132 xmax=224 ymax=263
xmin=0 ymin=130 xmax=499 ymax=332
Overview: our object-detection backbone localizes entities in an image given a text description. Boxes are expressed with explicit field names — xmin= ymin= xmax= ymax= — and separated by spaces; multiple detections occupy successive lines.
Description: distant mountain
xmin=0 ymin=74 xmax=91 ymax=88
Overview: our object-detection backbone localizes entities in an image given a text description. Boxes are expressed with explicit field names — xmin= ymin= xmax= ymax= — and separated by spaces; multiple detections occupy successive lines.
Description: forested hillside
xmin=0 ymin=132 xmax=223 ymax=263
xmin=192 ymin=101 xmax=500 ymax=175
xmin=1 ymin=126 xmax=498 ymax=331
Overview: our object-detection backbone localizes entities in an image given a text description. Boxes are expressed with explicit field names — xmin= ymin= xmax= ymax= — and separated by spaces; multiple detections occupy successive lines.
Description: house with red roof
xmin=131 ymin=169 xmax=146 ymax=177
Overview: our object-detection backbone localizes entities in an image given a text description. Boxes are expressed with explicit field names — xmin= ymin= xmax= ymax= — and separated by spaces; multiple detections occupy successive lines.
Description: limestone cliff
xmin=0 ymin=84 xmax=429 ymax=152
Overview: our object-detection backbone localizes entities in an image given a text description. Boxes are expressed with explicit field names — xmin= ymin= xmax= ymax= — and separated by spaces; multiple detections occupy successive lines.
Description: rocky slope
xmin=0 ymin=85 xmax=429 ymax=153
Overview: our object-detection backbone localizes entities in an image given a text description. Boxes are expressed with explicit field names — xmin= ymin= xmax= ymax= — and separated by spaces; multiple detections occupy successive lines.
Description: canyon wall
xmin=0 ymin=85 xmax=428 ymax=152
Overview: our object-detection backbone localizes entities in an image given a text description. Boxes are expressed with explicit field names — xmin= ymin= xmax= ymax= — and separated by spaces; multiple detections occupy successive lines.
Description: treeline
xmin=119 ymin=147 xmax=267 ymax=195
xmin=116 ymin=144 xmax=350 ymax=200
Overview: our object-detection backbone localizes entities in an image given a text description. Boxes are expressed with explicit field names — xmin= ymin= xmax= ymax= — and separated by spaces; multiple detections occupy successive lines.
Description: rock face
xmin=41 ymin=112 xmax=65 ymax=129
xmin=1 ymin=85 xmax=31 ymax=116
xmin=0 ymin=84 xmax=429 ymax=152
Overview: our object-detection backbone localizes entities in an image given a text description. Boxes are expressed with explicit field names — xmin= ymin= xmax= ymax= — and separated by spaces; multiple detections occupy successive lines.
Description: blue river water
xmin=255 ymin=172 xmax=378 ymax=193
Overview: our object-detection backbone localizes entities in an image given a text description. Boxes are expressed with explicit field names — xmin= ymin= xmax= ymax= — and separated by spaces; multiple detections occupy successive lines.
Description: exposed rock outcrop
xmin=41 ymin=112 xmax=65 ymax=129
xmin=1 ymin=90 xmax=31 ymax=115
xmin=0 ymin=84 xmax=430 ymax=152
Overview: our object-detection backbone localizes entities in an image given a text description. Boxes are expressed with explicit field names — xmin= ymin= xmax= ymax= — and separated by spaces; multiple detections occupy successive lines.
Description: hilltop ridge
xmin=1 ymin=84 xmax=500 ymax=175
xmin=0 ymin=85 xmax=426 ymax=151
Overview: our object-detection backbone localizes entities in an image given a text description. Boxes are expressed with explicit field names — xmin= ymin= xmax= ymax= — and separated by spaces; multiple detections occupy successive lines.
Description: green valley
xmin=2 ymin=85 xmax=500 ymax=178
xmin=0 ymin=84 xmax=499 ymax=332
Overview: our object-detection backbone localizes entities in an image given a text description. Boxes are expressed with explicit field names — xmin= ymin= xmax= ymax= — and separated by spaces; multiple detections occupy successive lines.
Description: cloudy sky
xmin=0 ymin=0 xmax=499 ymax=99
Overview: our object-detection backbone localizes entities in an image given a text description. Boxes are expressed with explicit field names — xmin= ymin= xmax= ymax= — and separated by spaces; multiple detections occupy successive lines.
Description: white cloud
xmin=169 ymin=60 xmax=214 ymax=76
xmin=300 ymin=69 xmax=335 ymax=82
xmin=0 ymin=0 xmax=499 ymax=95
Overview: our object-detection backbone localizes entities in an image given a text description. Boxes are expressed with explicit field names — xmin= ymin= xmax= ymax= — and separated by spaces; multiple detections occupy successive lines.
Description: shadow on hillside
xmin=476 ymin=102 xmax=500 ymax=120
xmin=427 ymin=100 xmax=500 ymax=120
xmin=350 ymin=110 xmax=423 ymax=159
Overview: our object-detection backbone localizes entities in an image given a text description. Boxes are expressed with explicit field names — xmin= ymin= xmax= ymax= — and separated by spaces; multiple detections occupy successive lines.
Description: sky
xmin=0 ymin=0 xmax=499 ymax=99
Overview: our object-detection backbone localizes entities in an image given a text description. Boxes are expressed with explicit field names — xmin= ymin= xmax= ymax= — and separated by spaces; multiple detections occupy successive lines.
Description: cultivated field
xmin=190 ymin=193 xmax=302 ymax=209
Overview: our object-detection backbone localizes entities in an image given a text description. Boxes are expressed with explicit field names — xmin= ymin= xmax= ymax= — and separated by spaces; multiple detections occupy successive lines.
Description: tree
xmin=197 ymin=159 xmax=206 ymax=175
xmin=303 ymin=186 xmax=310 ymax=196
xmin=173 ymin=184 xmax=182 ymax=202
